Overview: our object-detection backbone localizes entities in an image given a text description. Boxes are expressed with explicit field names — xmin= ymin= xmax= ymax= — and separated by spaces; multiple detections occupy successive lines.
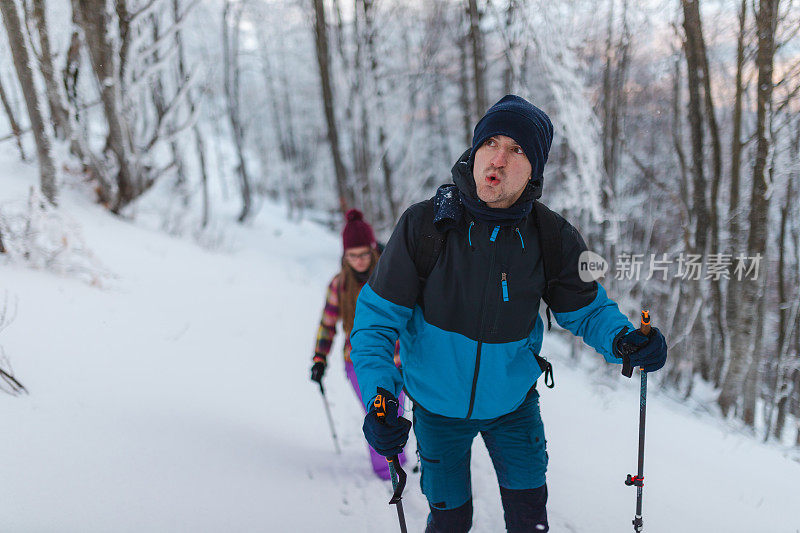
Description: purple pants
xmin=345 ymin=361 xmax=407 ymax=480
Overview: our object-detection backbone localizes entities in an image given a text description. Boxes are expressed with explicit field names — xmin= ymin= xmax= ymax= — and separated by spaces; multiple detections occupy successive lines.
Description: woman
xmin=311 ymin=209 xmax=406 ymax=480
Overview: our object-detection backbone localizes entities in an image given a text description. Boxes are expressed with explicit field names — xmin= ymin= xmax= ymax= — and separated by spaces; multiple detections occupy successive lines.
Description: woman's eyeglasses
xmin=345 ymin=251 xmax=372 ymax=261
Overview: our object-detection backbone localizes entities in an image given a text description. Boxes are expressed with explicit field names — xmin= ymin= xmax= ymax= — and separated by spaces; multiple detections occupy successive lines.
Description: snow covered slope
xmin=1 ymin=154 xmax=798 ymax=531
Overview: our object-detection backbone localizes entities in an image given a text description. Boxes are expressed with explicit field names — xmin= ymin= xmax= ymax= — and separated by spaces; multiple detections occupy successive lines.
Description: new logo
xmin=578 ymin=250 xmax=609 ymax=283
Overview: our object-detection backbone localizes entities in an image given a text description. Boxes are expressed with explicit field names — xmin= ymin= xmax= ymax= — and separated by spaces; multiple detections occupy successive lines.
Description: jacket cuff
xmin=611 ymin=326 xmax=630 ymax=361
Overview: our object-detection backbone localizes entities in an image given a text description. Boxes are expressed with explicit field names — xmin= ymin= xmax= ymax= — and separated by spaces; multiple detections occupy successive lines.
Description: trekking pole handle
xmin=373 ymin=389 xmax=408 ymax=504
xmin=621 ymin=310 xmax=653 ymax=378
xmin=374 ymin=393 xmax=388 ymax=421
xmin=640 ymin=310 xmax=651 ymax=337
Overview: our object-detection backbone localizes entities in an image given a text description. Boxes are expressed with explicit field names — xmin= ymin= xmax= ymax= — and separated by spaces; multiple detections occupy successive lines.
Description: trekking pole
xmin=621 ymin=310 xmax=651 ymax=532
xmin=317 ymin=382 xmax=341 ymax=454
xmin=373 ymin=392 xmax=408 ymax=533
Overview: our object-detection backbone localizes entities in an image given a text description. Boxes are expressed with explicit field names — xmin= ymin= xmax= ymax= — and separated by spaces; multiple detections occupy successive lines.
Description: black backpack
xmin=412 ymin=199 xmax=561 ymax=388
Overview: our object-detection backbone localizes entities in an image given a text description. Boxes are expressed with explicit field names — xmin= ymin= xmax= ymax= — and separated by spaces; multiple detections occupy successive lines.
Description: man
xmin=350 ymin=95 xmax=668 ymax=532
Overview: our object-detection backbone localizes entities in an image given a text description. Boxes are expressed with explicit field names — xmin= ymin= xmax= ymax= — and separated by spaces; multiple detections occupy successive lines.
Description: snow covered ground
xmin=1 ymin=151 xmax=799 ymax=532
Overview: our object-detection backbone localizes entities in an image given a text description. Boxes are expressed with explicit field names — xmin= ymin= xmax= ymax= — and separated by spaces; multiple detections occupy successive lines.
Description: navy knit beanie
xmin=470 ymin=95 xmax=554 ymax=183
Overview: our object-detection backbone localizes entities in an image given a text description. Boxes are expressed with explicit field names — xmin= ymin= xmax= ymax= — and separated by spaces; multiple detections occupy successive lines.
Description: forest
xmin=1 ymin=0 xmax=800 ymax=448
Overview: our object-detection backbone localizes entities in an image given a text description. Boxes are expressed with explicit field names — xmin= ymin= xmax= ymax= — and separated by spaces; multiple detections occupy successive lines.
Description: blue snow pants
xmin=413 ymin=387 xmax=549 ymax=532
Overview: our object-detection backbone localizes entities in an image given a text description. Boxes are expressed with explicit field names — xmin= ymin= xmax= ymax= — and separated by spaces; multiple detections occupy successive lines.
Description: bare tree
xmin=62 ymin=18 xmax=82 ymax=120
xmin=1 ymin=0 xmax=58 ymax=205
xmin=351 ymin=0 xmax=375 ymax=219
xmin=362 ymin=0 xmax=397 ymax=223
xmin=27 ymin=0 xmax=71 ymax=140
xmin=458 ymin=13 xmax=472 ymax=147
xmin=222 ymin=0 xmax=252 ymax=222
xmin=501 ymin=0 xmax=519 ymax=94
xmin=70 ymin=0 xmax=195 ymax=213
xmin=725 ymin=0 xmax=748 ymax=387
xmin=671 ymin=50 xmax=690 ymax=241
xmin=149 ymin=11 xmax=188 ymax=206
xmin=254 ymin=2 xmax=313 ymax=217
xmin=173 ymin=0 xmax=210 ymax=227
xmin=691 ymin=0 xmax=725 ymax=370
xmin=0 ymin=294 xmax=27 ymax=396
xmin=678 ymin=0 xmax=716 ymax=389
xmin=601 ymin=0 xmax=631 ymax=195
xmin=312 ymin=0 xmax=351 ymax=214
xmin=26 ymin=0 xmax=104 ymax=199
xmin=0 ymin=72 xmax=26 ymax=160
xmin=73 ymin=0 xmax=141 ymax=210
xmin=719 ymin=0 xmax=780 ymax=425
xmin=767 ymin=160 xmax=796 ymax=440
xmin=681 ymin=0 xmax=710 ymax=258
xmin=467 ymin=0 xmax=487 ymax=118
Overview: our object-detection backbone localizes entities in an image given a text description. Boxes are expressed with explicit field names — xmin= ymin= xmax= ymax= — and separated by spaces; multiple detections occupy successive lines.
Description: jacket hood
xmin=451 ymin=148 xmax=478 ymax=201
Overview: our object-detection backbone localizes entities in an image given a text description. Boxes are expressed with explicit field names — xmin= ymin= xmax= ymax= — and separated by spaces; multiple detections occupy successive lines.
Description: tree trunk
xmin=259 ymin=36 xmax=290 ymax=198
xmin=691 ymin=0 xmax=725 ymax=368
xmin=766 ymin=175 xmax=792 ymax=440
xmin=0 ymin=73 xmax=26 ymax=160
xmin=1 ymin=0 xmax=58 ymax=205
xmin=467 ymin=0 xmax=487 ymax=119
xmin=63 ymin=25 xmax=81 ymax=119
xmin=681 ymin=0 xmax=709 ymax=258
xmin=149 ymin=13 xmax=187 ymax=205
xmin=681 ymin=0 xmax=713 ymax=391
xmin=719 ymin=0 xmax=779 ymax=423
xmin=31 ymin=0 xmax=102 ymax=187
xmin=671 ymin=53 xmax=690 ymax=232
xmin=696 ymin=7 xmax=722 ymax=259
xmin=502 ymin=0 xmax=518 ymax=94
xmin=29 ymin=0 xmax=71 ymax=140
xmin=330 ymin=0 xmax=357 ymax=210
xmin=601 ymin=0 xmax=616 ymax=188
xmin=312 ymin=0 xmax=350 ymax=214
xmin=458 ymin=19 xmax=472 ymax=147
xmin=363 ymin=0 xmax=397 ymax=223
xmin=723 ymin=0 xmax=748 ymax=388
xmin=115 ymin=0 xmax=132 ymax=94
xmin=601 ymin=0 xmax=630 ymax=195
xmin=352 ymin=0 xmax=374 ymax=221
xmin=74 ymin=0 xmax=141 ymax=212
xmin=792 ymin=171 xmax=800 ymax=446
xmin=772 ymin=119 xmax=800 ymax=440
xmin=173 ymin=0 xmax=210 ymax=226
xmin=222 ymin=0 xmax=252 ymax=222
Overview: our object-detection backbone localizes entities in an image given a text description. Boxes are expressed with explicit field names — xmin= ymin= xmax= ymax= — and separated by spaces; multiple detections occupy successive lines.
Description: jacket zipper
xmin=489 ymin=270 xmax=508 ymax=335
xmin=466 ymin=225 xmax=499 ymax=419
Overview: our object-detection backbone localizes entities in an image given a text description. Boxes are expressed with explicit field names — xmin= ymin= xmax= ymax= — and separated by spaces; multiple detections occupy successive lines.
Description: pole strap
xmin=625 ymin=474 xmax=644 ymax=487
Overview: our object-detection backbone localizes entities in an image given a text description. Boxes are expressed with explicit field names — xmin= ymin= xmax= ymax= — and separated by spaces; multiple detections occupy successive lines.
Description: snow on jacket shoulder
xmin=350 ymin=191 xmax=633 ymax=420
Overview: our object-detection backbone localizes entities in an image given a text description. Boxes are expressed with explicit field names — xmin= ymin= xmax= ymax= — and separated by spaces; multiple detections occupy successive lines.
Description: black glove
xmin=362 ymin=387 xmax=412 ymax=457
xmin=613 ymin=326 xmax=668 ymax=374
xmin=310 ymin=361 xmax=326 ymax=383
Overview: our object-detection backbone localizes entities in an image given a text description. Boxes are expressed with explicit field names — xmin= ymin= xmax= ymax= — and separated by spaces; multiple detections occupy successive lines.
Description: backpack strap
xmin=413 ymin=200 xmax=446 ymax=286
xmin=532 ymin=200 xmax=563 ymax=331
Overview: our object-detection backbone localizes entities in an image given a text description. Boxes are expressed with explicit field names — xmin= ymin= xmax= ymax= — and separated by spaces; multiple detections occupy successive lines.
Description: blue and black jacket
xmin=351 ymin=154 xmax=634 ymax=420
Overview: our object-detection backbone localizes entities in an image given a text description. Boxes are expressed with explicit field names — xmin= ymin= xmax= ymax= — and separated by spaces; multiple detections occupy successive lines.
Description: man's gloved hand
xmin=362 ymin=387 xmax=412 ymax=457
xmin=310 ymin=361 xmax=326 ymax=383
xmin=613 ymin=326 xmax=668 ymax=373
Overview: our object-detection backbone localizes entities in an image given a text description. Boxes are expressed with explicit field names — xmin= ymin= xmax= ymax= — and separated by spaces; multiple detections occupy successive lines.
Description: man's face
xmin=472 ymin=135 xmax=532 ymax=209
